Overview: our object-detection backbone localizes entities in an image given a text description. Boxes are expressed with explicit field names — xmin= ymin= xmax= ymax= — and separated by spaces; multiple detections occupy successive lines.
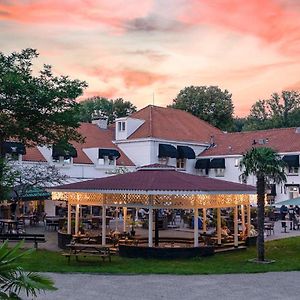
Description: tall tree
xmin=0 ymin=48 xmax=87 ymax=200
xmin=240 ymin=147 xmax=286 ymax=261
xmin=243 ymin=90 xmax=300 ymax=131
xmin=169 ymin=86 xmax=234 ymax=131
xmin=78 ymin=97 xmax=137 ymax=124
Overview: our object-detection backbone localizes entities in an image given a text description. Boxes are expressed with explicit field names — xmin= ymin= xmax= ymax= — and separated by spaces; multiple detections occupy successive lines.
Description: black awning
xmin=282 ymin=155 xmax=299 ymax=167
xmin=158 ymin=144 xmax=178 ymax=158
xmin=177 ymin=146 xmax=196 ymax=159
xmin=209 ymin=158 xmax=225 ymax=169
xmin=99 ymin=149 xmax=121 ymax=159
xmin=195 ymin=159 xmax=210 ymax=169
xmin=52 ymin=143 xmax=77 ymax=160
xmin=4 ymin=142 xmax=26 ymax=155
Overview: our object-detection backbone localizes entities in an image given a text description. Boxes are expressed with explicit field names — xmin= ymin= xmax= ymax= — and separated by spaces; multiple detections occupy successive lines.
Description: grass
xmin=19 ymin=237 xmax=300 ymax=275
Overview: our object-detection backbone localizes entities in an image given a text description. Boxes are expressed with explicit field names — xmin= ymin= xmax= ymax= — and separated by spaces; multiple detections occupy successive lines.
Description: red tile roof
xmin=199 ymin=127 xmax=300 ymax=157
xmin=52 ymin=168 xmax=256 ymax=193
xmin=71 ymin=123 xmax=134 ymax=166
xmin=23 ymin=147 xmax=47 ymax=162
xmin=127 ymin=105 xmax=221 ymax=143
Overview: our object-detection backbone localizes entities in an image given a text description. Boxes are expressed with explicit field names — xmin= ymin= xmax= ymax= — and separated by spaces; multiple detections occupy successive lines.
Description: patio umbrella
xmin=274 ymin=197 xmax=300 ymax=207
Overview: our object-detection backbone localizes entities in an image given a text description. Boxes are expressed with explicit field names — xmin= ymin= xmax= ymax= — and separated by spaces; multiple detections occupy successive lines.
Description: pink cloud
xmin=179 ymin=0 xmax=300 ymax=56
xmin=0 ymin=0 xmax=153 ymax=30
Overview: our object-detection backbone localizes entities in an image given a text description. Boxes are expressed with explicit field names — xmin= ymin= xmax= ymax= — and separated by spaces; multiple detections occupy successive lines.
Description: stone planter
xmin=57 ymin=230 xmax=72 ymax=249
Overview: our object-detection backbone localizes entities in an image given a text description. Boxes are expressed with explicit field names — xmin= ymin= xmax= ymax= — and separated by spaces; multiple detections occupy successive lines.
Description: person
xmin=288 ymin=205 xmax=296 ymax=230
xmin=280 ymin=205 xmax=288 ymax=229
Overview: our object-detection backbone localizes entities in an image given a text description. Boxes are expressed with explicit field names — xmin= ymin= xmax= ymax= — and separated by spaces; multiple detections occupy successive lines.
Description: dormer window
xmin=52 ymin=142 xmax=77 ymax=164
xmin=118 ymin=121 xmax=126 ymax=131
xmin=4 ymin=142 xmax=25 ymax=162
xmin=98 ymin=149 xmax=121 ymax=166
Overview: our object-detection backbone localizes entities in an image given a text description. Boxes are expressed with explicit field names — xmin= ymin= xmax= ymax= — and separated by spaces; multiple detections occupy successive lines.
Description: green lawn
xmin=19 ymin=237 xmax=300 ymax=275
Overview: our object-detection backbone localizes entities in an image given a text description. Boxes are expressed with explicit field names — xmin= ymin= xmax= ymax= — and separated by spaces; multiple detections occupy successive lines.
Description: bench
xmin=0 ymin=233 xmax=46 ymax=249
xmin=63 ymin=243 xmax=112 ymax=263
xmin=62 ymin=251 xmax=111 ymax=263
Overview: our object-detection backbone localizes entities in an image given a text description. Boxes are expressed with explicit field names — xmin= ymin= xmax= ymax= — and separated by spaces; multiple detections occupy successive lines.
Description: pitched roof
xmin=127 ymin=105 xmax=221 ymax=143
xmin=23 ymin=147 xmax=47 ymax=162
xmin=51 ymin=168 xmax=256 ymax=194
xmin=199 ymin=127 xmax=300 ymax=157
xmin=71 ymin=123 xmax=134 ymax=166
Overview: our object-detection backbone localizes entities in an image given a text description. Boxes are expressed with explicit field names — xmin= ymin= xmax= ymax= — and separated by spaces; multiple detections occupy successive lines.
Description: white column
xmin=234 ymin=205 xmax=238 ymax=247
xmin=202 ymin=208 xmax=207 ymax=233
xmin=194 ymin=208 xmax=199 ymax=247
xmin=75 ymin=204 xmax=80 ymax=235
xmin=148 ymin=207 xmax=153 ymax=247
xmin=67 ymin=203 xmax=72 ymax=234
xmin=241 ymin=205 xmax=245 ymax=233
xmin=217 ymin=208 xmax=221 ymax=245
xmin=247 ymin=204 xmax=251 ymax=238
xmin=102 ymin=205 xmax=106 ymax=245
xmin=123 ymin=207 xmax=127 ymax=232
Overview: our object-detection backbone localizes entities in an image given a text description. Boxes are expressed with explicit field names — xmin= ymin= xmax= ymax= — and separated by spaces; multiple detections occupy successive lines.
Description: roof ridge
xmin=223 ymin=127 xmax=297 ymax=136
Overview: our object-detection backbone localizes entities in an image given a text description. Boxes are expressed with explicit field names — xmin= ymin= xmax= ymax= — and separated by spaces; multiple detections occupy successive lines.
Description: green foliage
xmin=243 ymin=90 xmax=300 ymax=131
xmin=169 ymin=86 xmax=234 ymax=131
xmin=0 ymin=158 xmax=17 ymax=201
xmin=0 ymin=48 xmax=87 ymax=150
xmin=0 ymin=241 xmax=56 ymax=298
xmin=239 ymin=147 xmax=286 ymax=183
xmin=78 ymin=96 xmax=137 ymax=124
xmin=17 ymin=237 xmax=300 ymax=274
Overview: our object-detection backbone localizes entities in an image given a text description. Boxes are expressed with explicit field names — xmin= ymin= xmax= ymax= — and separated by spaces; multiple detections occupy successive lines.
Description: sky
xmin=1 ymin=0 xmax=300 ymax=116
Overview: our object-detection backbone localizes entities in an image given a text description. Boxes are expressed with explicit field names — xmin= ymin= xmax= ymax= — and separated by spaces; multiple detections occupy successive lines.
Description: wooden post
xmin=202 ymin=208 xmax=207 ymax=233
xmin=67 ymin=203 xmax=72 ymax=234
xmin=154 ymin=209 xmax=159 ymax=247
xmin=75 ymin=204 xmax=80 ymax=235
xmin=217 ymin=208 xmax=221 ymax=245
xmin=102 ymin=205 xmax=106 ymax=245
xmin=247 ymin=204 xmax=251 ymax=237
xmin=234 ymin=205 xmax=238 ymax=247
xmin=241 ymin=204 xmax=245 ymax=234
xmin=148 ymin=207 xmax=153 ymax=247
xmin=194 ymin=207 xmax=199 ymax=247
xmin=123 ymin=207 xmax=127 ymax=232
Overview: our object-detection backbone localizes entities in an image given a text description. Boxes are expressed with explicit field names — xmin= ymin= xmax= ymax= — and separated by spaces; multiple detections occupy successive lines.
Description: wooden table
xmin=64 ymin=243 xmax=112 ymax=263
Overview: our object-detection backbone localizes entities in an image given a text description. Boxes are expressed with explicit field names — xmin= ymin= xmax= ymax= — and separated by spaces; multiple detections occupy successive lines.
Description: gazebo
xmin=50 ymin=165 xmax=256 ymax=250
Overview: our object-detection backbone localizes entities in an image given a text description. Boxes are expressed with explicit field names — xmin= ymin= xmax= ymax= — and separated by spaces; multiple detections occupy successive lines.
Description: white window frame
xmin=215 ymin=168 xmax=225 ymax=177
xmin=118 ymin=121 xmax=126 ymax=132
xmin=287 ymin=166 xmax=299 ymax=175
xmin=176 ymin=158 xmax=186 ymax=170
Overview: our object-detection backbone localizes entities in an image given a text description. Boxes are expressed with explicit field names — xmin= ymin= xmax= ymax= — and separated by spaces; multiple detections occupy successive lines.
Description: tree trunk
xmin=256 ymin=175 xmax=265 ymax=261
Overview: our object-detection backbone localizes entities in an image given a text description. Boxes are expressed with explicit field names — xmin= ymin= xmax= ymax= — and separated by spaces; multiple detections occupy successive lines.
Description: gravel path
xmin=23 ymin=271 xmax=300 ymax=300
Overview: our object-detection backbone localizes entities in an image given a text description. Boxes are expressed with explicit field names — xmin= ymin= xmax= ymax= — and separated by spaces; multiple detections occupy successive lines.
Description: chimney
xmin=91 ymin=110 xmax=108 ymax=129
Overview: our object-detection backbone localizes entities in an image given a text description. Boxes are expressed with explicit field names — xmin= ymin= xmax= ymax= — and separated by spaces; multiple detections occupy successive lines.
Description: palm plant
xmin=0 ymin=241 xmax=56 ymax=299
xmin=240 ymin=147 xmax=286 ymax=261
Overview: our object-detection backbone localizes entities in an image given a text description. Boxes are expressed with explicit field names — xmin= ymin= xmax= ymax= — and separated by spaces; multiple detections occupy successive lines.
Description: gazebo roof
xmin=50 ymin=165 xmax=256 ymax=195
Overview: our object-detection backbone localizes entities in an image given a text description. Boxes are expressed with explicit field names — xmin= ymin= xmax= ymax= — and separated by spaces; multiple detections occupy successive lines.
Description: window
xmin=197 ymin=169 xmax=207 ymax=176
xmin=118 ymin=121 xmax=126 ymax=131
xmin=158 ymin=157 xmax=169 ymax=165
xmin=98 ymin=156 xmax=116 ymax=166
xmin=6 ymin=153 xmax=20 ymax=161
xmin=288 ymin=166 xmax=299 ymax=175
xmin=53 ymin=156 xmax=72 ymax=165
xmin=288 ymin=186 xmax=299 ymax=199
xmin=176 ymin=158 xmax=186 ymax=169
xmin=215 ymin=168 xmax=225 ymax=177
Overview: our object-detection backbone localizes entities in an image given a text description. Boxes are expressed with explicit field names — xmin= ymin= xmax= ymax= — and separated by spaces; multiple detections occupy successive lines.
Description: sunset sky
xmin=1 ymin=0 xmax=300 ymax=116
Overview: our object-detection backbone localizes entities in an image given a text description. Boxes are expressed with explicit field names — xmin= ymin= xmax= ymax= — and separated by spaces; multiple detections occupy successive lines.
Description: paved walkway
xmin=23 ymin=272 xmax=300 ymax=300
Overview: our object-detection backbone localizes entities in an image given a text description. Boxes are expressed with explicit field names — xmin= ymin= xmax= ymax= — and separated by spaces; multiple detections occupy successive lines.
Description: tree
xmin=7 ymin=161 xmax=67 ymax=203
xmin=243 ymin=90 xmax=300 ymax=131
xmin=240 ymin=147 xmax=286 ymax=261
xmin=0 ymin=241 xmax=56 ymax=299
xmin=0 ymin=48 xmax=87 ymax=200
xmin=169 ymin=86 xmax=234 ymax=131
xmin=78 ymin=97 xmax=137 ymax=124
